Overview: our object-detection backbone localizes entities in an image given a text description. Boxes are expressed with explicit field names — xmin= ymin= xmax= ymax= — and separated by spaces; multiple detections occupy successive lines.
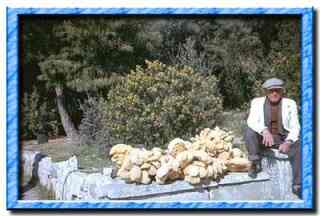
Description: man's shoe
xmin=248 ymin=161 xmax=262 ymax=179
xmin=292 ymin=185 xmax=302 ymax=199
xmin=111 ymin=165 xmax=118 ymax=179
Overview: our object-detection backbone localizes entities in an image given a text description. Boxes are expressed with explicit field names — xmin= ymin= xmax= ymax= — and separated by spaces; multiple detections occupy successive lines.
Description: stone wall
xmin=21 ymin=149 xmax=299 ymax=201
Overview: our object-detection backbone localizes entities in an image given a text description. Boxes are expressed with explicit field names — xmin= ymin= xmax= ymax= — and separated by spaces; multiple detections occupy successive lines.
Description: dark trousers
xmin=244 ymin=127 xmax=301 ymax=186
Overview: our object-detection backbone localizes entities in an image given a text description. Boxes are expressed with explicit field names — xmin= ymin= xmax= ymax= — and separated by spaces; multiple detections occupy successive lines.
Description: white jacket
xmin=247 ymin=96 xmax=300 ymax=143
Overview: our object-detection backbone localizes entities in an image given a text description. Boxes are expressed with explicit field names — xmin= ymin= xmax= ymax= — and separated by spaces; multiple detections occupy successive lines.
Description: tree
xmin=172 ymin=37 xmax=213 ymax=75
xmin=20 ymin=88 xmax=61 ymax=140
xmin=36 ymin=18 xmax=153 ymax=142
xmin=21 ymin=16 xmax=301 ymax=143
xmin=265 ymin=18 xmax=301 ymax=103
xmin=202 ymin=18 xmax=266 ymax=109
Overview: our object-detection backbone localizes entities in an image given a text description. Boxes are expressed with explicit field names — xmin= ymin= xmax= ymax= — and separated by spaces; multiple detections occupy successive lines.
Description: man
xmin=244 ymin=78 xmax=301 ymax=198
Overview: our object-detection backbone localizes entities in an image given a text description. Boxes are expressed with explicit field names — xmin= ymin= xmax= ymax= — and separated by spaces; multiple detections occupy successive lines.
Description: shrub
xmin=78 ymin=96 xmax=111 ymax=148
xmin=105 ymin=60 xmax=223 ymax=148
xmin=21 ymin=90 xmax=38 ymax=140
xmin=173 ymin=37 xmax=213 ymax=75
xmin=20 ymin=88 xmax=61 ymax=140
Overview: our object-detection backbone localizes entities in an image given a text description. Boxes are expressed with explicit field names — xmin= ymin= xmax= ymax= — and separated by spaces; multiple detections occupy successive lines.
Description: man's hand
xmin=279 ymin=141 xmax=291 ymax=154
xmin=262 ymin=129 xmax=274 ymax=147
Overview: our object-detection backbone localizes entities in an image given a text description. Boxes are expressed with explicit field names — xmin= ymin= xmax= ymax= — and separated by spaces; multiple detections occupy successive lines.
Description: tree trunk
xmin=55 ymin=86 xmax=79 ymax=142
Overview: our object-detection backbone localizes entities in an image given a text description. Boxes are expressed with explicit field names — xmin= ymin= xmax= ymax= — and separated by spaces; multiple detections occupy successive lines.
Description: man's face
xmin=267 ymin=88 xmax=283 ymax=103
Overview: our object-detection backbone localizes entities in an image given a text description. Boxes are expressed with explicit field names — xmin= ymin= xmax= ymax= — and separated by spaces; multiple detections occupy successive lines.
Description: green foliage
xmin=105 ymin=60 xmax=223 ymax=147
xmin=20 ymin=88 xmax=61 ymax=140
xmin=78 ymin=96 xmax=110 ymax=148
xmin=203 ymin=19 xmax=266 ymax=108
xmin=264 ymin=19 xmax=301 ymax=104
xmin=37 ymin=18 xmax=155 ymax=93
xmin=173 ymin=37 xmax=213 ymax=75
xmin=21 ymin=17 xmax=301 ymax=142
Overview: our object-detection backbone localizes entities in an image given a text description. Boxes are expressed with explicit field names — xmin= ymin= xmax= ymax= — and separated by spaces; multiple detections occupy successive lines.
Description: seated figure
xmin=244 ymin=77 xmax=301 ymax=198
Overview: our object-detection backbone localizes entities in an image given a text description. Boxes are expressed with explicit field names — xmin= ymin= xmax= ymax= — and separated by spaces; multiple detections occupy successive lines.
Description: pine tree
xmin=36 ymin=18 xmax=151 ymax=142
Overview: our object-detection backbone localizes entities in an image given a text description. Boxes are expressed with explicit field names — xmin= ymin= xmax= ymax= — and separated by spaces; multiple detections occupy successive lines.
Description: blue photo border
xmin=6 ymin=7 xmax=315 ymax=210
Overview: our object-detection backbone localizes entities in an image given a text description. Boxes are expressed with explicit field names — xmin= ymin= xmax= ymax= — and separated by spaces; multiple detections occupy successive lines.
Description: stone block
xmin=99 ymin=172 xmax=269 ymax=200
xmin=21 ymin=151 xmax=39 ymax=177
xmin=38 ymin=157 xmax=54 ymax=189
xmin=81 ymin=173 xmax=113 ymax=199
xmin=145 ymin=191 xmax=210 ymax=201
xmin=263 ymin=148 xmax=289 ymax=160
xmin=208 ymin=149 xmax=299 ymax=201
xmin=218 ymin=171 xmax=269 ymax=186
xmin=261 ymin=149 xmax=298 ymax=200
xmin=209 ymin=172 xmax=271 ymax=200
xmin=63 ymin=171 xmax=87 ymax=200
xmin=51 ymin=156 xmax=79 ymax=200
xmin=20 ymin=150 xmax=299 ymax=201
xmin=102 ymin=178 xmax=217 ymax=200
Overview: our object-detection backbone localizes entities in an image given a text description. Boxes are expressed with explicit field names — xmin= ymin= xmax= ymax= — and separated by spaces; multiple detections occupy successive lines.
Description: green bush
xmin=78 ymin=96 xmax=111 ymax=148
xmin=20 ymin=88 xmax=61 ymax=140
xmin=105 ymin=60 xmax=223 ymax=147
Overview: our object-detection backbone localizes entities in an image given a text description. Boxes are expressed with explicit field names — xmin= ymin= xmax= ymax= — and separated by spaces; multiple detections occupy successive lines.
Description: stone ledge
xmin=103 ymin=177 xmax=215 ymax=200
xmin=262 ymin=148 xmax=289 ymax=160
xmin=23 ymin=150 xmax=301 ymax=201
xmin=103 ymin=171 xmax=269 ymax=200
xmin=145 ymin=191 xmax=210 ymax=201
xmin=218 ymin=171 xmax=269 ymax=186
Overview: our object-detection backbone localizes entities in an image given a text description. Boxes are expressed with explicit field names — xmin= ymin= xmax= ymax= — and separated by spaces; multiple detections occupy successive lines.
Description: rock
xmin=261 ymin=149 xmax=298 ymax=200
xmin=85 ymin=173 xmax=107 ymax=199
xmin=63 ymin=171 xmax=87 ymax=200
xmin=218 ymin=171 xmax=269 ymax=186
xmin=209 ymin=172 xmax=271 ymax=200
xmin=262 ymin=148 xmax=289 ymax=160
xmin=103 ymin=167 xmax=112 ymax=177
xmin=21 ymin=151 xmax=40 ymax=177
xmin=87 ymin=173 xmax=114 ymax=199
xmin=51 ymin=156 xmax=79 ymax=200
xmin=104 ymin=178 xmax=218 ymax=200
xmin=103 ymin=172 xmax=269 ymax=200
xmin=145 ymin=191 xmax=210 ymax=201
xmin=38 ymin=157 xmax=54 ymax=189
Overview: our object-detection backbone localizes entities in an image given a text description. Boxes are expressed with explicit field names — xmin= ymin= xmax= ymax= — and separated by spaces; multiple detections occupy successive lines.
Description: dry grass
xmin=22 ymin=138 xmax=78 ymax=161
xmin=21 ymin=137 xmax=111 ymax=170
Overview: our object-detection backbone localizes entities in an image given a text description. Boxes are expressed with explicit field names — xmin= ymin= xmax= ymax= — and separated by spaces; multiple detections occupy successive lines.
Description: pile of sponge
xmin=109 ymin=127 xmax=250 ymax=185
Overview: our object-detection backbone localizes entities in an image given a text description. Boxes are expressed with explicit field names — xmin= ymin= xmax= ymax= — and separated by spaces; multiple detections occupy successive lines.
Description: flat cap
xmin=262 ymin=78 xmax=284 ymax=89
